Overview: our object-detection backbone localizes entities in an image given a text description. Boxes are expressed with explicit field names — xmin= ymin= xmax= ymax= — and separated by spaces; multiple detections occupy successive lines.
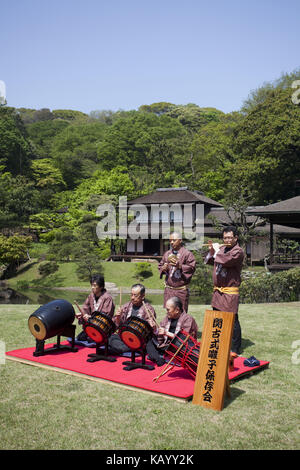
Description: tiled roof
xmin=128 ymin=187 xmax=222 ymax=207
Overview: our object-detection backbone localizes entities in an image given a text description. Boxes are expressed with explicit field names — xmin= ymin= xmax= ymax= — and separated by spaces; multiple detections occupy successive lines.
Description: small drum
xmin=164 ymin=329 xmax=200 ymax=377
xmin=119 ymin=316 xmax=152 ymax=351
xmin=84 ymin=312 xmax=116 ymax=344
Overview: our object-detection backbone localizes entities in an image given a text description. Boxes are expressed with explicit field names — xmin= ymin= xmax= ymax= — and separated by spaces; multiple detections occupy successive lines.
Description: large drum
xmin=119 ymin=316 xmax=152 ymax=351
xmin=84 ymin=312 xmax=116 ymax=344
xmin=28 ymin=299 xmax=75 ymax=341
xmin=164 ymin=329 xmax=200 ymax=377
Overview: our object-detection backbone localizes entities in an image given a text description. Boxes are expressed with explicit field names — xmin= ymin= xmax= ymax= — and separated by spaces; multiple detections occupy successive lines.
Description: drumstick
xmin=74 ymin=300 xmax=85 ymax=317
xmin=142 ymin=301 xmax=160 ymax=328
xmin=154 ymin=364 xmax=174 ymax=379
xmin=119 ymin=287 xmax=122 ymax=307
xmin=153 ymin=334 xmax=191 ymax=383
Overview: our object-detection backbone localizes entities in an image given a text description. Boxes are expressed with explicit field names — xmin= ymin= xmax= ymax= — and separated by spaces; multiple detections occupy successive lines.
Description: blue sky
xmin=1 ymin=0 xmax=299 ymax=114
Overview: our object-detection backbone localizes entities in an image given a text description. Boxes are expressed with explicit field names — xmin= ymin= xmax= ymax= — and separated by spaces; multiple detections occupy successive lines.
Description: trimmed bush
xmin=240 ymin=267 xmax=300 ymax=303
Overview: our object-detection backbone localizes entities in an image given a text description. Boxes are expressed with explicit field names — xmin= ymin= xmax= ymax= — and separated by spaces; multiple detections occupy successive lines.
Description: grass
xmin=8 ymin=260 xmax=163 ymax=290
xmin=0 ymin=302 xmax=300 ymax=450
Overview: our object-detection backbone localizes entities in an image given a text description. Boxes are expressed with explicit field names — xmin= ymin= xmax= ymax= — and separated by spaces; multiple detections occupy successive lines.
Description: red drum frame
xmin=84 ymin=312 xmax=116 ymax=345
xmin=164 ymin=329 xmax=200 ymax=377
xmin=119 ymin=316 xmax=152 ymax=351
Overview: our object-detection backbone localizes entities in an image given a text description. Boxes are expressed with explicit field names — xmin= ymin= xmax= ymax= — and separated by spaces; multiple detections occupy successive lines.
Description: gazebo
xmin=246 ymin=196 xmax=300 ymax=271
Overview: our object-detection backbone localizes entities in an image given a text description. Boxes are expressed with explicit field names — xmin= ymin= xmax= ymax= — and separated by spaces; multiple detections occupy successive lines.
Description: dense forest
xmin=0 ymin=69 xmax=300 ymax=278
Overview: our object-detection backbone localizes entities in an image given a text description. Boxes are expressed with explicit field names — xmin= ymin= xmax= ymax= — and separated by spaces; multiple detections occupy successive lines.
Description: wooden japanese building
xmin=110 ymin=187 xmax=222 ymax=260
xmin=246 ymin=196 xmax=300 ymax=271
xmin=109 ymin=188 xmax=300 ymax=266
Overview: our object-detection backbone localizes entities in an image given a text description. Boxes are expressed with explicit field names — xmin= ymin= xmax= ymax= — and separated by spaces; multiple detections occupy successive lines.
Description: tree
xmin=26 ymin=120 xmax=69 ymax=158
xmin=96 ymin=110 xmax=189 ymax=173
xmin=0 ymin=234 xmax=32 ymax=277
xmin=0 ymin=107 xmax=33 ymax=175
xmin=72 ymin=240 xmax=103 ymax=281
xmin=230 ymin=87 xmax=300 ymax=203
xmin=51 ymin=121 xmax=107 ymax=188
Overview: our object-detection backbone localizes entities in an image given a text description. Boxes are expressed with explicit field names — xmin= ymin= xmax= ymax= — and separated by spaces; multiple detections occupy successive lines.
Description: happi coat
xmin=158 ymin=246 xmax=196 ymax=311
xmin=113 ymin=301 xmax=158 ymax=332
xmin=157 ymin=311 xmax=198 ymax=349
xmin=205 ymin=244 xmax=244 ymax=314
xmin=81 ymin=289 xmax=115 ymax=320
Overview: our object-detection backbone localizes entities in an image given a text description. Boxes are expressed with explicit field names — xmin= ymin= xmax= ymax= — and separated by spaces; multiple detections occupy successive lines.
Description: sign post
xmin=192 ymin=310 xmax=235 ymax=411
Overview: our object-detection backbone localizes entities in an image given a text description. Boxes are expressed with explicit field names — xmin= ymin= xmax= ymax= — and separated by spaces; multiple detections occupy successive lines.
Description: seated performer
xmin=108 ymin=283 xmax=158 ymax=357
xmin=146 ymin=296 xmax=198 ymax=366
xmin=75 ymin=274 xmax=115 ymax=343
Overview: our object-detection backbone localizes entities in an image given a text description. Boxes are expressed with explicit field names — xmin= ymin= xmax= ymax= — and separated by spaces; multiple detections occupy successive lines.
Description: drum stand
xmin=33 ymin=324 xmax=78 ymax=357
xmin=123 ymin=348 xmax=155 ymax=371
xmin=87 ymin=341 xmax=117 ymax=363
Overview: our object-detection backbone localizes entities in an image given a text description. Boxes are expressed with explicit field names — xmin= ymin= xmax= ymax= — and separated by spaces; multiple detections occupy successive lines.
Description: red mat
xmin=6 ymin=344 xmax=269 ymax=401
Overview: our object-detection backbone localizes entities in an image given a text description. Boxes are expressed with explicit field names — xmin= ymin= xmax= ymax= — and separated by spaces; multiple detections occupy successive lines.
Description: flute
xmin=202 ymin=243 xmax=231 ymax=247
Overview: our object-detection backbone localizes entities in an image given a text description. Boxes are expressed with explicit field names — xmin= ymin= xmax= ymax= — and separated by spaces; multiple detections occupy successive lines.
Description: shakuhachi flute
xmin=202 ymin=243 xmax=231 ymax=247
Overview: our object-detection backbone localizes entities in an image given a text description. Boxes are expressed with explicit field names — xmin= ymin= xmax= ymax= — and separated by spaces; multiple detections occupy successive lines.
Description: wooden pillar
xmin=270 ymin=221 xmax=274 ymax=262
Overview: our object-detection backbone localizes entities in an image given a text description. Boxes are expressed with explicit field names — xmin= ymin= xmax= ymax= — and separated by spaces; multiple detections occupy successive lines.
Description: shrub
xmin=240 ymin=267 xmax=300 ymax=303
xmin=134 ymin=262 xmax=153 ymax=280
xmin=38 ymin=261 xmax=59 ymax=277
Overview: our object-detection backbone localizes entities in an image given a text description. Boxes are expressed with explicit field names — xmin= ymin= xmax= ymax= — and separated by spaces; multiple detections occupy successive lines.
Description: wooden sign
xmin=192 ymin=310 xmax=235 ymax=411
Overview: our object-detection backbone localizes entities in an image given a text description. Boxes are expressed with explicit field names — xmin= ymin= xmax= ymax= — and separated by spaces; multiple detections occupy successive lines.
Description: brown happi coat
xmin=114 ymin=301 xmax=158 ymax=332
xmin=205 ymin=244 xmax=244 ymax=314
xmin=158 ymin=311 xmax=198 ymax=348
xmin=81 ymin=290 xmax=115 ymax=320
xmin=158 ymin=246 xmax=196 ymax=310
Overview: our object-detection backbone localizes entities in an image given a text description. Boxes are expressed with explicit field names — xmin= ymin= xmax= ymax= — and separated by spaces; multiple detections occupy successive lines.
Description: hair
xmin=90 ymin=274 xmax=105 ymax=288
xmin=167 ymin=296 xmax=183 ymax=312
xmin=222 ymin=225 xmax=238 ymax=237
xmin=131 ymin=283 xmax=145 ymax=296
xmin=170 ymin=231 xmax=182 ymax=241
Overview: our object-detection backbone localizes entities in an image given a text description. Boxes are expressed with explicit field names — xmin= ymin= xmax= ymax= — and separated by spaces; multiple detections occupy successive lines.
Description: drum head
xmin=120 ymin=328 xmax=143 ymax=350
xmin=85 ymin=325 xmax=105 ymax=343
xmin=28 ymin=316 xmax=47 ymax=341
xmin=84 ymin=312 xmax=115 ymax=344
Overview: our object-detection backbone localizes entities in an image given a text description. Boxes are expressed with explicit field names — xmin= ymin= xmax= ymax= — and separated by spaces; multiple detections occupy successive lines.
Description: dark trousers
xmin=108 ymin=334 xmax=165 ymax=366
xmin=213 ymin=308 xmax=242 ymax=354
xmin=146 ymin=339 xmax=166 ymax=366
xmin=108 ymin=333 xmax=131 ymax=354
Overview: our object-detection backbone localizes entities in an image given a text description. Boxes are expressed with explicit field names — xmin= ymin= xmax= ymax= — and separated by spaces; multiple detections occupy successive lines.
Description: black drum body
xmin=84 ymin=312 xmax=116 ymax=344
xmin=28 ymin=299 xmax=75 ymax=341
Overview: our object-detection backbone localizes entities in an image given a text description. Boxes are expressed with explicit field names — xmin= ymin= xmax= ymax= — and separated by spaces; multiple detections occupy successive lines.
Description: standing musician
xmin=158 ymin=232 xmax=196 ymax=312
xmin=204 ymin=226 xmax=244 ymax=355
xmin=146 ymin=296 xmax=198 ymax=366
xmin=108 ymin=283 xmax=158 ymax=358
xmin=75 ymin=274 xmax=115 ymax=343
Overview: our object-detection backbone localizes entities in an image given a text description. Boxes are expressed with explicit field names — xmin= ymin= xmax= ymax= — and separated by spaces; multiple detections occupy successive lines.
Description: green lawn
xmin=8 ymin=260 xmax=163 ymax=290
xmin=0 ymin=302 xmax=299 ymax=450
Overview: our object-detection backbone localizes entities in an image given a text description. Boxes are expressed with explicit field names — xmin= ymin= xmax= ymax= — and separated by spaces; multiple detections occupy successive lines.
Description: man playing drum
xmin=108 ymin=283 xmax=158 ymax=357
xmin=75 ymin=274 xmax=115 ymax=343
xmin=158 ymin=232 xmax=196 ymax=312
xmin=204 ymin=225 xmax=244 ymax=355
xmin=146 ymin=296 xmax=198 ymax=366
